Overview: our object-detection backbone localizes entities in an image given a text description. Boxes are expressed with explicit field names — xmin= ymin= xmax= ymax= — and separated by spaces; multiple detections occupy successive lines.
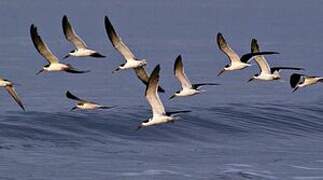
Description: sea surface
xmin=0 ymin=0 xmax=323 ymax=179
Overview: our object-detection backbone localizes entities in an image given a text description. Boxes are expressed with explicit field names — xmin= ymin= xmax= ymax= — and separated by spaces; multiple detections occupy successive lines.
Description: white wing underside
xmin=105 ymin=17 xmax=136 ymax=62
xmin=217 ymin=34 xmax=241 ymax=64
xmin=30 ymin=25 xmax=59 ymax=64
xmin=63 ymin=16 xmax=87 ymax=49
xmin=175 ymin=58 xmax=192 ymax=88
xmin=145 ymin=67 xmax=165 ymax=116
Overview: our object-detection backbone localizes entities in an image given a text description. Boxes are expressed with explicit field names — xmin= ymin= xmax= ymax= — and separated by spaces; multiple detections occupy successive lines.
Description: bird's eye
xmin=225 ymin=64 xmax=229 ymax=68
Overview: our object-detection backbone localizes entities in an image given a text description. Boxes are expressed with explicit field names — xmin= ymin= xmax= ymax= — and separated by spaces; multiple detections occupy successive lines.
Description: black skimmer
xmin=216 ymin=33 xmax=279 ymax=76
xmin=62 ymin=15 xmax=105 ymax=59
xmin=66 ymin=91 xmax=115 ymax=111
xmin=169 ymin=55 xmax=219 ymax=99
xmin=137 ymin=65 xmax=190 ymax=129
xmin=248 ymin=39 xmax=303 ymax=82
xmin=30 ymin=24 xmax=90 ymax=74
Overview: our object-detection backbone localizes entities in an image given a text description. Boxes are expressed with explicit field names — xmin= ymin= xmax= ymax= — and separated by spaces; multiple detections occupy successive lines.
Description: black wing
xmin=65 ymin=91 xmax=85 ymax=101
xmin=271 ymin=67 xmax=304 ymax=74
xmin=240 ymin=51 xmax=279 ymax=63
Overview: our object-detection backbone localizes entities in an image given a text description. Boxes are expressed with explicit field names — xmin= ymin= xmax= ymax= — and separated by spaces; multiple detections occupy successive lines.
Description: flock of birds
xmin=0 ymin=15 xmax=322 ymax=128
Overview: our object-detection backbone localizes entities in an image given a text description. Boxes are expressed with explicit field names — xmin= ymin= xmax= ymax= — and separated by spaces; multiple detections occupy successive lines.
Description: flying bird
xmin=0 ymin=78 xmax=25 ymax=111
xmin=104 ymin=16 xmax=164 ymax=92
xmin=248 ymin=39 xmax=303 ymax=82
xmin=290 ymin=73 xmax=323 ymax=92
xmin=66 ymin=91 xmax=115 ymax=111
xmin=169 ymin=55 xmax=220 ymax=99
xmin=137 ymin=65 xmax=190 ymax=129
xmin=62 ymin=15 xmax=105 ymax=59
xmin=104 ymin=16 xmax=147 ymax=73
xmin=216 ymin=33 xmax=279 ymax=76
xmin=30 ymin=24 xmax=90 ymax=75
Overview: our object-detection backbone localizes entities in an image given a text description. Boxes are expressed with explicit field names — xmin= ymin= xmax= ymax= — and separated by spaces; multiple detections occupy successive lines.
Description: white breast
xmin=177 ymin=88 xmax=199 ymax=97
xmin=77 ymin=103 xmax=100 ymax=110
xmin=46 ymin=63 xmax=68 ymax=71
xmin=122 ymin=60 xmax=145 ymax=69
xmin=227 ymin=62 xmax=250 ymax=71
xmin=72 ymin=49 xmax=96 ymax=57
xmin=144 ymin=115 xmax=174 ymax=127
xmin=256 ymin=73 xmax=279 ymax=81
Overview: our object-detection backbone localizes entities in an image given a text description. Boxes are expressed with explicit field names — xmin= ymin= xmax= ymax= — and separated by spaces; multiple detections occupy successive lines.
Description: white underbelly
xmin=46 ymin=63 xmax=68 ymax=71
xmin=77 ymin=103 xmax=100 ymax=110
xmin=123 ymin=60 xmax=144 ymax=69
xmin=228 ymin=62 xmax=249 ymax=70
xmin=145 ymin=115 xmax=174 ymax=126
xmin=257 ymin=73 xmax=278 ymax=81
xmin=73 ymin=49 xmax=96 ymax=57
xmin=177 ymin=88 xmax=199 ymax=96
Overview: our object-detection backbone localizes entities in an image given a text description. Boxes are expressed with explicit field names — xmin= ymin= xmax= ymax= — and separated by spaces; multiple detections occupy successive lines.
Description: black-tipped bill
xmin=36 ymin=69 xmax=44 ymax=75
xmin=112 ymin=67 xmax=120 ymax=73
xmin=248 ymin=77 xmax=254 ymax=82
xmin=217 ymin=69 xmax=225 ymax=76
xmin=63 ymin=54 xmax=70 ymax=59
xmin=70 ymin=106 xmax=78 ymax=111
xmin=292 ymin=87 xmax=299 ymax=93
xmin=169 ymin=94 xmax=176 ymax=100
xmin=136 ymin=125 xmax=143 ymax=131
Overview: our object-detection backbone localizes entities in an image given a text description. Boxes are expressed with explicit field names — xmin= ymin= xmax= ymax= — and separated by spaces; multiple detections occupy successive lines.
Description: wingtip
xmin=216 ymin=32 xmax=226 ymax=47
xmin=21 ymin=106 xmax=26 ymax=111
xmin=104 ymin=15 xmax=109 ymax=21
xmin=175 ymin=55 xmax=182 ymax=64
xmin=62 ymin=15 xmax=68 ymax=24
xmin=65 ymin=90 xmax=71 ymax=96
xmin=251 ymin=38 xmax=258 ymax=46
xmin=155 ymin=64 xmax=160 ymax=71
xmin=104 ymin=15 xmax=111 ymax=27
xmin=30 ymin=24 xmax=37 ymax=32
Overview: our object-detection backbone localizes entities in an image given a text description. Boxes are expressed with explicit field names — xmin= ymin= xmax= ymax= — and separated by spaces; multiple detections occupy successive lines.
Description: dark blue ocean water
xmin=1 ymin=0 xmax=323 ymax=179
